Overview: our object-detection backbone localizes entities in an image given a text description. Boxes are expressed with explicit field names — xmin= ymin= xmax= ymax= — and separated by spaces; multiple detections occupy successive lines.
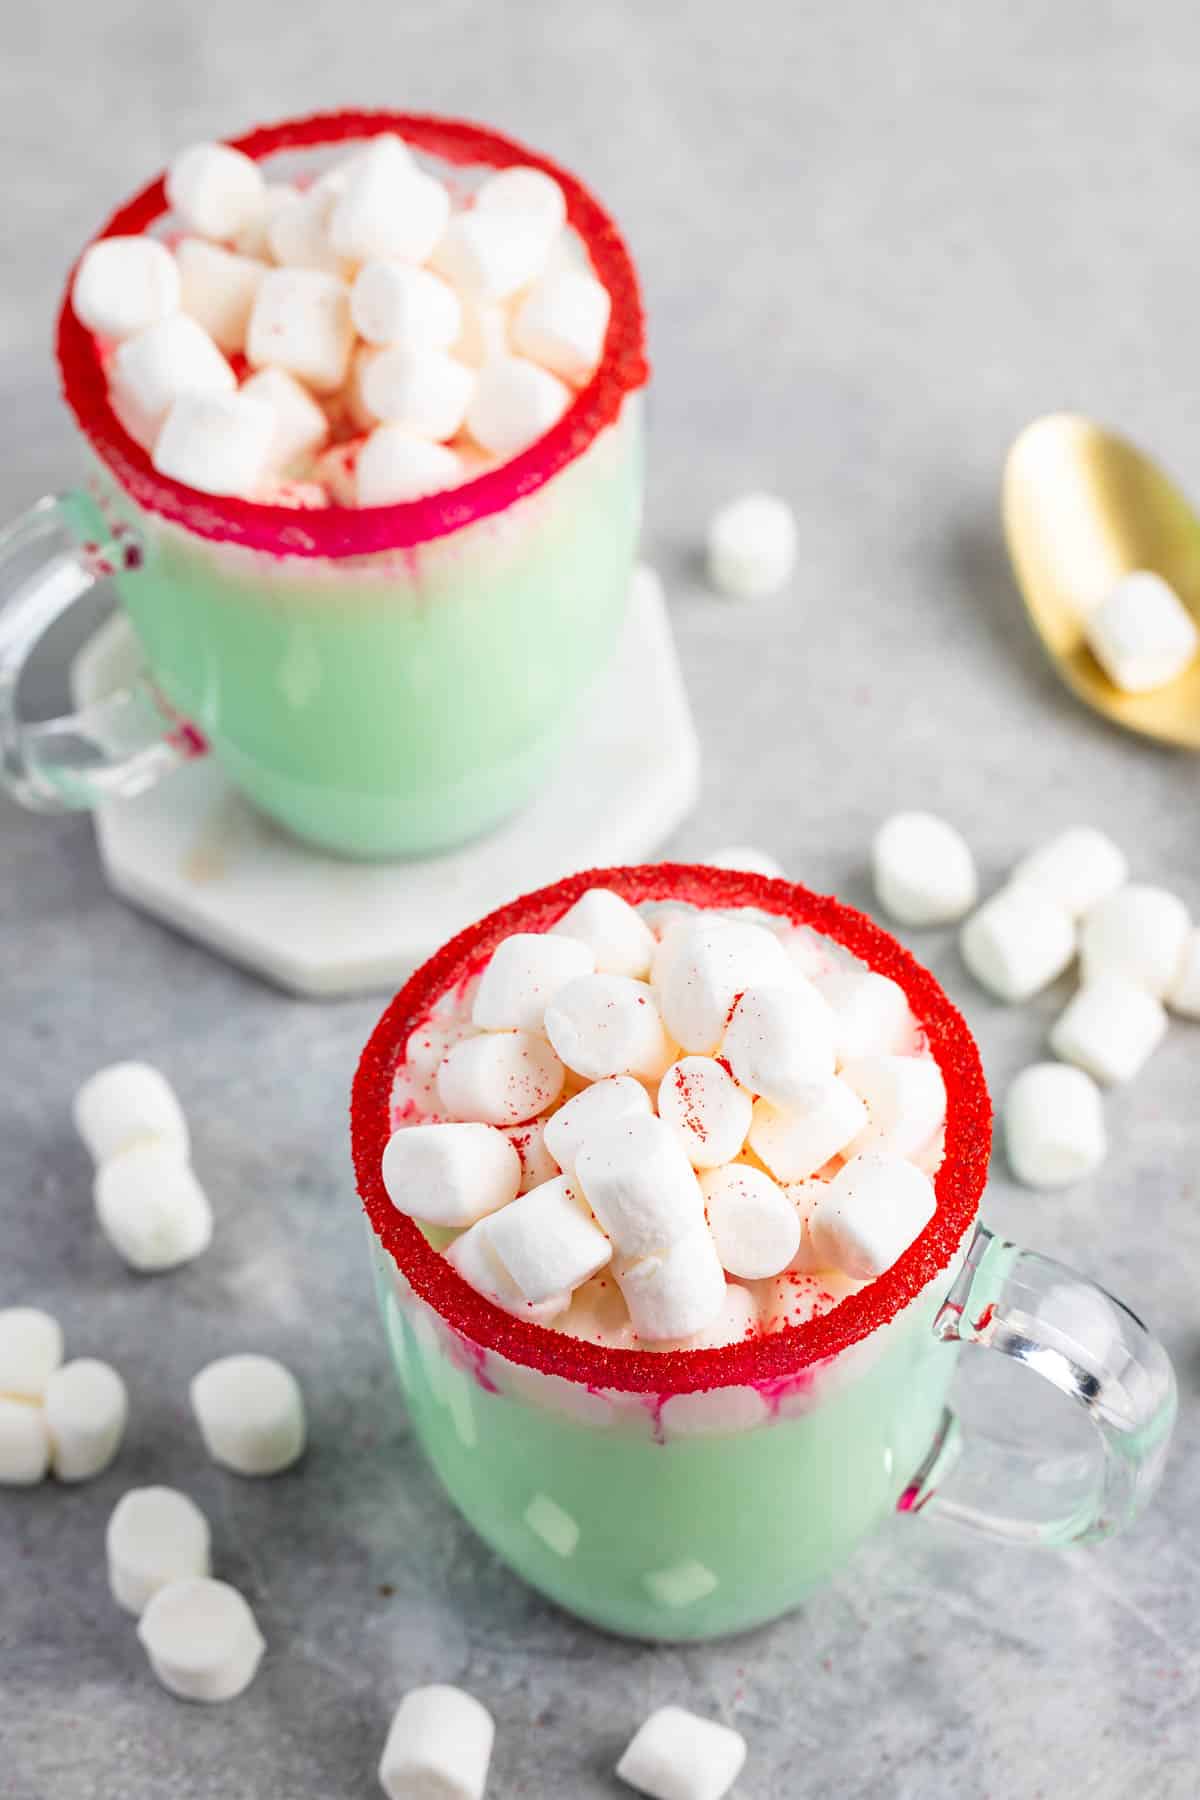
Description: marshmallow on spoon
xmin=245 ymin=267 xmax=354 ymax=393
xmin=616 ymin=1227 xmax=727 ymax=1342
xmin=166 ymin=142 xmax=266 ymax=242
xmin=575 ymin=1114 xmax=706 ymax=1257
xmin=72 ymin=236 xmax=181 ymax=341
xmin=108 ymin=315 xmax=235 ymax=447
xmin=358 ymin=346 xmax=475 ymax=440
xmin=0 ymin=1399 xmax=51 ymax=1486
xmin=329 ymin=136 xmax=450 ymax=264
xmin=190 ymin=1353 xmax=305 ymax=1476
xmin=1079 ymin=884 xmax=1190 ymax=998
xmin=379 ymin=1684 xmax=495 ymax=1800
xmin=872 ymin=811 xmax=978 ymax=926
xmin=551 ymin=888 xmax=657 ymax=979
xmin=722 ymin=981 xmax=836 ymax=1106
xmin=657 ymin=1056 xmax=753 ymax=1168
xmin=511 ymin=269 xmax=611 ymax=386
xmin=472 ymin=931 xmax=596 ymax=1032
xmin=1168 ymin=928 xmax=1200 ymax=1016
xmin=616 ymin=1705 xmax=747 ymax=1800
xmin=1049 ymin=976 xmax=1166 ymax=1085
xmin=355 ymin=429 xmax=462 ymax=505
xmin=351 ymin=260 xmax=462 ymax=349
xmin=447 ymin=1219 xmax=569 ymax=1323
xmin=381 ymin=1121 xmax=520 ymax=1226
xmin=707 ymin=491 xmax=797 ymax=599
xmin=153 ymin=390 xmax=277 ymax=497
xmin=1084 ymin=570 xmax=1199 ymax=692
xmin=107 ymin=1486 xmax=212 ymax=1615
xmin=1009 ymin=826 xmax=1128 ymax=918
xmin=815 ymin=967 xmax=911 ymax=1061
xmin=437 ymin=1031 xmax=564 ymax=1126
xmin=542 ymin=1074 xmax=651 ymax=1173
xmin=960 ymin=886 xmax=1076 ymax=1001
xmin=138 ymin=1577 xmax=266 ymax=1703
xmin=175 ymin=239 xmax=266 ymax=354
xmin=239 ymin=367 xmax=330 ymax=472
xmin=0 ymin=1306 xmax=64 ymax=1399
xmin=465 ymin=356 xmax=571 ymax=457
xmin=657 ymin=916 xmax=794 ymax=1053
xmin=544 ymin=974 xmax=674 ymax=1081
xmin=808 ymin=1152 xmax=936 ymax=1279
xmin=747 ymin=1077 xmax=868 ymax=1182
xmin=44 ymin=1358 xmax=128 ymax=1482
xmin=1004 ymin=1063 xmax=1107 ymax=1188
xmin=840 ymin=1055 xmax=947 ymax=1158
xmin=94 ymin=1140 xmax=213 ymax=1272
xmin=701 ymin=1163 xmax=801 ymax=1280
xmin=485 ymin=1175 xmax=613 ymax=1302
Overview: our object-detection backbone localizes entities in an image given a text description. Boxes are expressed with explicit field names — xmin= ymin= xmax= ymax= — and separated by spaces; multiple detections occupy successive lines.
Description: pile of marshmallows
xmin=71 ymin=136 xmax=611 ymax=507
xmin=383 ymin=887 xmax=946 ymax=1346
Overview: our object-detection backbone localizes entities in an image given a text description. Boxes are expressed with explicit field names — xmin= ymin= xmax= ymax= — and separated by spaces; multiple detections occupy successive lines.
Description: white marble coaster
xmin=70 ymin=566 xmax=700 ymax=998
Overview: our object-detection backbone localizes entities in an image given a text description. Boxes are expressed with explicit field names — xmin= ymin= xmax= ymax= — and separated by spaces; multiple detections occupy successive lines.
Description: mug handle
xmin=900 ymin=1223 xmax=1177 ymax=1544
xmin=0 ymin=492 xmax=205 ymax=812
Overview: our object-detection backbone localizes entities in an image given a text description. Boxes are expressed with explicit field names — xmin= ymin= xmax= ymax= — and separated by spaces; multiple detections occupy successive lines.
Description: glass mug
xmin=351 ymin=864 xmax=1177 ymax=1643
xmin=0 ymin=110 xmax=648 ymax=859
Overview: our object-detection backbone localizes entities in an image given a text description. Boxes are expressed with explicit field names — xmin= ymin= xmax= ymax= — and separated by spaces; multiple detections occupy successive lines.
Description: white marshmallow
xmin=0 ymin=1399 xmax=51 ymax=1486
xmin=452 ymin=292 xmax=511 ymax=368
xmin=511 ymin=269 xmax=611 ymax=386
xmin=616 ymin=1228 xmax=727 ymax=1343
xmin=446 ymin=1219 xmax=569 ymax=1323
xmin=266 ymin=185 xmax=352 ymax=277
xmin=1168 ymin=927 xmax=1200 ymax=1017
xmin=351 ymin=260 xmax=462 ymax=349
xmin=545 ymin=974 xmax=673 ymax=1082
xmin=475 ymin=165 xmax=567 ymax=240
xmin=153 ymin=390 xmax=277 ymax=497
xmin=472 ymin=931 xmax=595 ymax=1032
xmin=671 ymin=1277 xmax=760 ymax=1350
xmin=1049 ymin=976 xmax=1167 ymax=1085
xmin=356 ymin=428 xmax=462 ymax=505
xmin=722 ymin=980 xmax=836 ymax=1106
xmin=313 ymin=436 xmax=367 ymax=505
xmin=72 ymin=236 xmax=181 ymax=340
xmin=816 ymin=968 xmax=912 ymax=1061
xmin=437 ymin=1031 xmax=564 ymax=1126
xmin=175 ymin=238 xmax=266 ymax=353
xmin=783 ymin=1178 xmax=826 ymax=1273
xmin=486 ymin=1174 xmax=613 ymax=1302
xmin=379 ymin=1684 xmax=495 ymax=1800
xmin=189 ymin=1353 xmax=305 ymax=1476
xmin=94 ymin=1140 xmax=213 ymax=1272
xmin=1009 ymin=826 xmax=1128 ymax=918
xmin=106 ymin=1486 xmax=212 ymax=1615
xmin=381 ymin=1121 xmax=520 ymax=1227
xmin=1004 ymin=1063 xmax=1107 ymax=1188
xmin=542 ymin=1075 xmax=651 ymax=1173
xmin=748 ymin=1077 xmax=868 ymax=1182
xmin=707 ymin=491 xmax=797 ymax=599
xmin=960 ymin=886 xmax=1076 ymax=1001
xmin=657 ymin=916 xmax=794 ymax=1053
xmin=1080 ymin=884 xmax=1190 ymax=998
xmin=246 ymin=267 xmax=354 ymax=394
xmin=1084 ymin=570 xmax=1199 ymax=692
xmin=233 ymin=181 xmax=297 ymax=259
xmin=703 ymin=846 xmax=786 ymax=878
xmin=701 ymin=1164 xmax=801 ymax=1280
xmin=616 ymin=1706 xmax=747 ymax=1800
xmin=433 ymin=209 xmax=550 ymax=300
xmin=657 ymin=1056 xmax=752 ymax=1168
xmin=551 ymin=888 xmax=657 ymax=979
xmin=502 ymin=1119 xmax=560 ymax=1192
xmin=329 ymin=138 xmax=449 ymax=264
xmin=872 ymin=811 xmax=978 ymax=927
xmin=359 ymin=346 xmax=474 ymax=440
xmin=0 ymin=1306 xmax=64 ymax=1399
xmin=138 ymin=1577 xmax=265 ymax=1703
xmin=239 ymin=367 xmax=330 ymax=472
xmin=841 ymin=1054 xmax=947 ymax=1158
xmin=808 ymin=1152 xmax=936 ymax=1279
xmin=43 ymin=1358 xmax=128 ymax=1482
xmin=575 ymin=1114 xmax=706 ymax=1257
xmin=166 ymin=142 xmax=266 ymax=242
xmin=108 ymin=315 xmax=235 ymax=447
xmin=465 ymin=355 xmax=571 ymax=457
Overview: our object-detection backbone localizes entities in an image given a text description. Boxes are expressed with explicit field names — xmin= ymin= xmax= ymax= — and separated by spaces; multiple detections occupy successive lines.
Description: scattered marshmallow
xmin=93 ymin=1140 xmax=213 ymax=1271
xmin=616 ymin=1706 xmax=747 ymax=1800
xmin=351 ymin=260 xmax=462 ymax=349
xmin=841 ymin=1054 xmax=947 ymax=1158
xmin=72 ymin=236 xmax=181 ymax=341
xmin=703 ymin=846 xmax=785 ymax=878
xmin=246 ymin=267 xmax=354 ymax=393
xmin=153 ymin=389 xmax=277 ymax=497
xmin=657 ymin=916 xmax=793 ymax=1053
xmin=1084 ymin=570 xmax=1199 ymax=693
xmin=960 ymin=886 xmax=1076 ymax=1001
xmin=0 ymin=1399 xmax=52 ymax=1486
xmin=486 ymin=1175 xmax=613 ymax=1302
xmin=1049 ymin=976 xmax=1167 ymax=1085
xmin=266 ymin=185 xmax=352 ymax=277
xmin=747 ymin=1077 xmax=868 ymax=1182
xmin=706 ymin=491 xmax=796 ymax=599
xmin=575 ymin=1115 xmax=706 ymax=1257
xmin=701 ymin=1164 xmax=800 ymax=1280
xmin=137 ymin=1576 xmax=265 ymax=1703
xmin=1004 ymin=1063 xmax=1107 ymax=1188
xmin=1079 ymin=884 xmax=1190 ymax=999
xmin=379 ymin=1683 xmax=495 ymax=1800
xmin=239 ymin=367 xmax=330 ymax=472
xmin=381 ymin=1121 xmax=520 ymax=1226
xmin=472 ymin=931 xmax=595 ymax=1032
xmin=475 ymin=165 xmax=566 ymax=241
xmin=43 ymin=1358 xmax=128 ymax=1482
xmin=544 ymin=974 xmax=673 ymax=1082
xmin=432 ymin=210 xmax=550 ymax=301
xmin=816 ymin=968 xmax=912 ymax=1061
xmin=189 ymin=1353 xmax=305 ymax=1476
xmin=108 ymin=314 xmax=235 ymax=447
xmin=657 ymin=1056 xmax=752 ymax=1168
xmin=107 ymin=1486 xmax=212 ymax=1615
xmin=166 ymin=142 xmax=266 ymax=241
xmin=808 ymin=1152 xmax=936 ymax=1279
xmin=511 ymin=268 xmax=610 ymax=385
xmin=542 ymin=1075 xmax=651 ymax=1173
xmin=1168 ymin=928 xmax=1200 ymax=1017
xmin=356 ymin=428 xmax=463 ymax=505
xmin=175 ymin=238 xmax=266 ymax=354
xmin=551 ymin=888 xmax=657 ymax=979
xmin=465 ymin=355 xmax=571 ymax=457
xmin=616 ymin=1227 xmax=727 ymax=1342
xmin=0 ymin=1307 xmax=64 ymax=1399
xmin=447 ymin=1219 xmax=569 ymax=1323
xmin=1009 ymin=826 xmax=1128 ymax=919
xmin=359 ymin=346 xmax=474 ymax=440
xmin=329 ymin=137 xmax=450 ymax=264
xmin=437 ymin=1031 xmax=565 ymax=1126
xmin=872 ymin=811 xmax=978 ymax=927
xmin=722 ymin=981 xmax=836 ymax=1106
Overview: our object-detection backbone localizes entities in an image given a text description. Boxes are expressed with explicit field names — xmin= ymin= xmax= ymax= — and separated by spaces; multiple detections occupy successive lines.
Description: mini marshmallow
xmin=707 ymin=491 xmax=797 ymax=599
xmin=359 ymin=346 xmax=474 ymax=440
xmin=671 ymin=1277 xmax=760 ymax=1350
xmin=1004 ymin=1063 xmax=1107 ymax=1188
xmin=452 ymin=292 xmax=511 ymax=368
xmin=0 ymin=1399 xmax=51 ymax=1486
xmin=138 ymin=1577 xmax=265 ymax=1703
xmin=616 ymin=1705 xmax=747 ymax=1800
xmin=701 ymin=1163 xmax=801 ymax=1280
xmin=43 ymin=1358 xmax=128 ymax=1482
xmin=266 ymin=185 xmax=352 ymax=276
xmin=816 ymin=968 xmax=912 ymax=1061
xmin=153 ymin=390 xmax=276 ymax=497
xmin=239 ymin=367 xmax=330 ymax=472
xmin=72 ymin=236 xmax=181 ymax=340
xmin=472 ymin=931 xmax=596 ymax=1032
xmin=748 ymin=1077 xmax=868 ymax=1182
xmin=960 ymin=886 xmax=1076 ymax=1001
xmin=433 ymin=209 xmax=550 ymax=301
xmin=233 ymin=181 xmax=297 ymax=259
xmin=485 ymin=1174 xmax=612 ymax=1302
xmin=381 ymin=1121 xmax=520 ymax=1227
xmin=166 ymin=142 xmax=266 ymax=242
xmin=313 ymin=435 xmax=367 ymax=504
xmin=575 ymin=1114 xmax=706 ymax=1257
xmin=1080 ymin=884 xmax=1190 ymax=998
xmin=551 ymin=888 xmax=657 ymax=978
xmin=511 ymin=269 xmax=611 ymax=385
xmin=356 ymin=428 xmax=462 ymax=505
xmin=542 ymin=1075 xmax=651 ymax=1173
xmin=545 ymin=974 xmax=673 ymax=1082
xmin=447 ymin=1219 xmax=569 ymax=1323
xmin=379 ymin=1683 xmax=495 ymax=1800
xmin=246 ymin=267 xmax=354 ymax=394
xmin=329 ymin=137 xmax=450 ymax=264
xmin=703 ymin=846 xmax=786 ymax=878
xmin=1009 ymin=826 xmax=1128 ymax=918
xmin=189 ymin=1353 xmax=305 ymax=1476
xmin=1049 ymin=976 xmax=1167 ymax=1085
xmin=94 ymin=1140 xmax=213 ymax=1272
xmin=841 ymin=1054 xmax=947 ymax=1158
xmin=657 ymin=916 xmax=794 ymax=1053
xmin=351 ymin=260 xmax=462 ymax=349
xmin=1168 ymin=927 xmax=1200 ymax=1017
xmin=106 ymin=1486 xmax=212 ymax=1615
xmin=1084 ymin=570 xmax=1199 ymax=692
xmin=465 ymin=355 xmax=571 ymax=457
xmin=503 ymin=1119 xmax=560 ymax=1192
xmin=872 ymin=811 xmax=978 ymax=927
xmin=108 ymin=315 xmax=235 ymax=447
xmin=0 ymin=1307 xmax=64 ymax=1399
xmin=616 ymin=1228 xmax=727 ymax=1342
xmin=437 ymin=1031 xmax=564 ymax=1126
xmin=175 ymin=238 xmax=266 ymax=353
xmin=657 ymin=1056 xmax=753 ymax=1168
xmin=783 ymin=1179 xmax=826 ymax=1273
xmin=475 ymin=165 xmax=567 ymax=240
xmin=722 ymin=980 xmax=836 ymax=1106
xmin=808 ymin=1152 xmax=936 ymax=1279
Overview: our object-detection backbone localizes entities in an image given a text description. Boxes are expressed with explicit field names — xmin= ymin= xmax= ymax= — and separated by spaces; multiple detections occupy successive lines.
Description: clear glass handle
xmin=902 ymin=1224 xmax=1177 ymax=1545
xmin=0 ymin=493 xmax=204 ymax=812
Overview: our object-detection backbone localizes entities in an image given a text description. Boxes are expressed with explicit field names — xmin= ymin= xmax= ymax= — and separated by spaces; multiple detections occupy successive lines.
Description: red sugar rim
xmin=55 ymin=108 xmax=648 ymax=559
xmin=351 ymin=864 xmax=992 ymax=1397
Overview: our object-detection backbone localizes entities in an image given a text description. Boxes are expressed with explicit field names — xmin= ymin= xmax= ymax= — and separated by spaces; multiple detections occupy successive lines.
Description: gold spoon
xmin=1003 ymin=412 xmax=1200 ymax=749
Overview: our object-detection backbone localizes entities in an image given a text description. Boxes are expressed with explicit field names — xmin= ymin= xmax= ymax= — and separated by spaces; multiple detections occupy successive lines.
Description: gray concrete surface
xmin=3 ymin=3 xmax=1199 ymax=1794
